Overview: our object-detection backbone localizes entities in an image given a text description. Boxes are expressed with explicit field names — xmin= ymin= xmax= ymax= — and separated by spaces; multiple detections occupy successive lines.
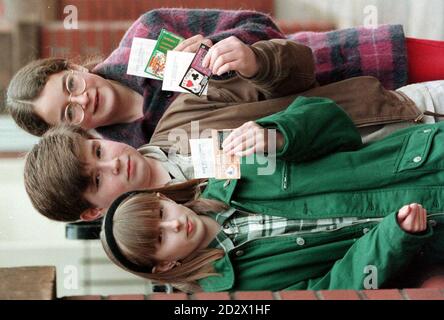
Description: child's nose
xmin=163 ymin=220 xmax=181 ymax=232
xmin=100 ymin=158 xmax=121 ymax=175
xmin=69 ymin=91 xmax=89 ymax=108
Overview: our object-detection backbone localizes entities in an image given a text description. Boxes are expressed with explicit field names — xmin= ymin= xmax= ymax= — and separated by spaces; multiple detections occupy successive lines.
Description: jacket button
xmin=413 ymin=156 xmax=422 ymax=163
xmin=235 ymin=250 xmax=244 ymax=257
xmin=363 ymin=228 xmax=370 ymax=234
xmin=164 ymin=91 xmax=174 ymax=98
xmin=296 ymin=237 xmax=305 ymax=246
xmin=223 ymin=180 xmax=231 ymax=188
xmin=429 ymin=219 xmax=437 ymax=227
xmin=223 ymin=223 xmax=230 ymax=229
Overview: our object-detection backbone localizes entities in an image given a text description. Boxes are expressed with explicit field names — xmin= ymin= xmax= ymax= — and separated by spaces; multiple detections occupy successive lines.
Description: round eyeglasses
xmin=63 ymin=70 xmax=87 ymax=125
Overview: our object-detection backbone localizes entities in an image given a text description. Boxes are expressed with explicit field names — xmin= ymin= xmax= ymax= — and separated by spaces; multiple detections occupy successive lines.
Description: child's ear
xmin=152 ymin=261 xmax=180 ymax=274
xmin=80 ymin=208 xmax=104 ymax=221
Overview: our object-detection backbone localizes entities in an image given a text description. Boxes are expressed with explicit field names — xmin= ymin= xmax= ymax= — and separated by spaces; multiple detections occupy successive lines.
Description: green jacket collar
xmin=201 ymin=178 xmax=238 ymax=204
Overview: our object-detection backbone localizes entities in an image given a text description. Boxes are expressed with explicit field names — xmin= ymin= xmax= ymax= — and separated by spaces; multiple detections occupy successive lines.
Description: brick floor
xmin=192 ymin=292 xmax=231 ymax=300
xmin=149 ymin=293 xmax=189 ymax=300
xmin=278 ymin=290 xmax=319 ymax=300
xmin=402 ymin=288 xmax=444 ymax=300
xmin=62 ymin=288 xmax=444 ymax=300
xmin=318 ymin=290 xmax=361 ymax=300
xmin=362 ymin=289 xmax=403 ymax=300
xmin=233 ymin=291 xmax=275 ymax=300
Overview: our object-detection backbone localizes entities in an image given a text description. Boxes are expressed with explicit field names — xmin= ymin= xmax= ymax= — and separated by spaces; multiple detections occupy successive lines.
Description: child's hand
xmin=397 ymin=203 xmax=428 ymax=233
xmin=174 ymin=34 xmax=213 ymax=53
xmin=222 ymin=121 xmax=284 ymax=157
xmin=201 ymin=36 xmax=258 ymax=77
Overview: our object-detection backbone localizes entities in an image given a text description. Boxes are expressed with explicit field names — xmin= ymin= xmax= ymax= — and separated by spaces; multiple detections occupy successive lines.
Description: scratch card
xmin=145 ymin=29 xmax=184 ymax=80
xmin=212 ymin=129 xmax=241 ymax=179
xmin=179 ymin=43 xmax=212 ymax=96
xmin=189 ymin=129 xmax=240 ymax=179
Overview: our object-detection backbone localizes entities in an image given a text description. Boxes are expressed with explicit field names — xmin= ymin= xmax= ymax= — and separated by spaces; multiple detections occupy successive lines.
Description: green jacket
xmin=199 ymin=96 xmax=444 ymax=292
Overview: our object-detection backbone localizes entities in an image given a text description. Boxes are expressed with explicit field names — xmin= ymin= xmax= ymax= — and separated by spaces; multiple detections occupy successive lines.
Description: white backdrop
xmin=276 ymin=0 xmax=444 ymax=40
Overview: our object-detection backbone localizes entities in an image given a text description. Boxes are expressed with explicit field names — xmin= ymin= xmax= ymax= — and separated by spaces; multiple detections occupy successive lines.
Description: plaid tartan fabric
xmin=93 ymin=8 xmax=407 ymax=148
xmin=93 ymin=9 xmax=284 ymax=148
xmin=288 ymin=24 xmax=407 ymax=90
xmin=208 ymin=208 xmax=382 ymax=251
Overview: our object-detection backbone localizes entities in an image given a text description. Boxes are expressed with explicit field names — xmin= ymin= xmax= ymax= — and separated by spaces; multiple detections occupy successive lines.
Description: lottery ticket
xmin=212 ymin=129 xmax=241 ymax=179
xmin=145 ymin=29 xmax=184 ymax=79
xmin=189 ymin=129 xmax=241 ymax=179
xmin=179 ymin=43 xmax=212 ymax=96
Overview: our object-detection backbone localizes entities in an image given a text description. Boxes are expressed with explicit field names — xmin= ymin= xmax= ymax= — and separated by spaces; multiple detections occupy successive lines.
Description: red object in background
xmin=41 ymin=0 xmax=274 ymax=59
xmin=57 ymin=0 xmax=274 ymax=21
xmin=41 ymin=0 xmax=336 ymax=61
xmin=0 ymin=0 xmax=4 ymax=18
xmin=406 ymin=37 xmax=444 ymax=83
xmin=40 ymin=23 xmax=128 ymax=59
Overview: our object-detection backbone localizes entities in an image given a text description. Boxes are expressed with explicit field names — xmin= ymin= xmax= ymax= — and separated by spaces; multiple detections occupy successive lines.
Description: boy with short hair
xmin=25 ymin=94 xmax=357 ymax=223
xmin=24 ymin=75 xmax=444 ymax=223
xmin=24 ymin=125 xmax=195 ymax=222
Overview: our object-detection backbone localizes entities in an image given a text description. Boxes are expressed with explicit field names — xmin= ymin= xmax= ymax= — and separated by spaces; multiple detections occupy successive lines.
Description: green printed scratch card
xmin=145 ymin=29 xmax=184 ymax=79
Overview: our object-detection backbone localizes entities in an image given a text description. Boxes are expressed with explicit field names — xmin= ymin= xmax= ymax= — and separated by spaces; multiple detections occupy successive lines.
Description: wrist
xmin=238 ymin=46 xmax=259 ymax=78
xmin=238 ymin=63 xmax=259 ymax=78
xmin=276 ymin=131 xmax=285 ymax=152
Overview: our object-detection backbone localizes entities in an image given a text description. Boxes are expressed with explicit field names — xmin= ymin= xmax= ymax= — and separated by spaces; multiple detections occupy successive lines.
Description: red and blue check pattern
xmin=92 ymin=9 xmax=407 ymax=148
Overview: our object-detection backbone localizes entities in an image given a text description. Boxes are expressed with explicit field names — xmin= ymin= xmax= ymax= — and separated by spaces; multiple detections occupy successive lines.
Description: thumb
xmin=397 ymin=205 xmax=411 ymax=222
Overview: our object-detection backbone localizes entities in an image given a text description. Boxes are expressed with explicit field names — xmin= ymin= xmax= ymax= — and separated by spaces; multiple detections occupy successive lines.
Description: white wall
xmin=0 ymin=157 xmax=153 ymax=297
xmin=275 ymin=0 xmax=444 ymax=40
xmin=0 ymin=116 xmax=152 ymax=297
xmin=0 ymin=157 xmax=66 ymax=243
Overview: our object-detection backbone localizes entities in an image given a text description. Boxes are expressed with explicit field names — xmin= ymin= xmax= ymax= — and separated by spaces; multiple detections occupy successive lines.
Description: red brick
xmin=318 ymin=290 xmax=361 ymax=300
xmin=64 ymin=295 xmax=102 ymax=300
xmin=278 ymin=290 xmax=318 ymax=300
xmin=149 ymin=293 xmax=189 ymax=300
xmin=107 ymin=294 xmax=145 ymax=300
xmin=193 ymin=292 xmax=231 ymax=300
xmin=403 ymin=289 xmax=444 ymax=300
xmin=362 ymin=289 xmax=403 ymax=300
xmin=40 ymin=28 xmax=51 ymax=58
xmin=58 ymin=0 xmax=273 ymax=21
xmin=233 ymin=291 xmax=274 ymax=300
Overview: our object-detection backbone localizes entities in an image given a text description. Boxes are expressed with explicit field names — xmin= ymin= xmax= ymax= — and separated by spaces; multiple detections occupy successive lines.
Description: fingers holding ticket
xmin=201 ymin=36 xmax=259 ymax=77
xmin=175 ymin=34 xmax=213 ymax=53
xmin=222 ymin=121 xmax=285 ymax=157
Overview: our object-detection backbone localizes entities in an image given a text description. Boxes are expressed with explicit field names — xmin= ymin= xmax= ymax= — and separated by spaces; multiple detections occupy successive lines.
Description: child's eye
xmin=95 ymin=145 xmax=102 ymax=159
xmin=158 ymin=232 xmax=163 ymax=243
xmin=67 ymin=77 xmax=76 ymax=92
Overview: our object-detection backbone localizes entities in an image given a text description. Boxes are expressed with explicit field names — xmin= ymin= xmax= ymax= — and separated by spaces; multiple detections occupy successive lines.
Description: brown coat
xmin=150 ymin=39 xmax=422 ymax=154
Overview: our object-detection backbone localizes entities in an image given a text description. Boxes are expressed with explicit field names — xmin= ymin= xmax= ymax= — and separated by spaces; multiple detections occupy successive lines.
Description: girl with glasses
xmin=6 ymin=8 xmax=444 ymax=149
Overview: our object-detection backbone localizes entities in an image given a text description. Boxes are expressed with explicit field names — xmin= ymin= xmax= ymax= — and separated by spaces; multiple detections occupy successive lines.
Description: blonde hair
xmin=101 ymin=179 xmax=228 ymax=293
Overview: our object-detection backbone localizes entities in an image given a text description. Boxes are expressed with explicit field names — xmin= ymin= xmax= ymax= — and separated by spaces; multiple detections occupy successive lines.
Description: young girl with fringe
xmin=101 ymin=96 xmax=444 ymax=292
